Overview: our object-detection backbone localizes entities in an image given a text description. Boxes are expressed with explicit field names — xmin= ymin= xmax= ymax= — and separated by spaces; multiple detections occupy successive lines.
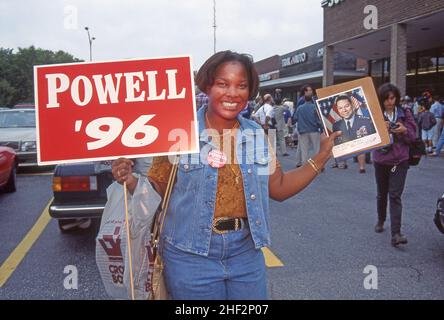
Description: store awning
xmin=259 ymin=70 xmax=367 ymax=89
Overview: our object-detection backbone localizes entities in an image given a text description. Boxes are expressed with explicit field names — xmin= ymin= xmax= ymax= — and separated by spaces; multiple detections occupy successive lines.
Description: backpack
xmin=408 ymin=138 xmax=426 ymax=166
xmin=402 ymin=107 xmax=427 ymax=166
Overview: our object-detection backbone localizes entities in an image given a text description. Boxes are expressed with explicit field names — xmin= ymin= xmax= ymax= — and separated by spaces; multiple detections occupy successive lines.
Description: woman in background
xmin=373 ymin=83 xmax=417 ymax=247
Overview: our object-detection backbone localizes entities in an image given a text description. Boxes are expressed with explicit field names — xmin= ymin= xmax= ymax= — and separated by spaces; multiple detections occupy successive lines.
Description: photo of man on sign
xmin=332 ymin=94 xmax=376 ymax=146
xmin=315 ymin=79 xmax=388 ymax=160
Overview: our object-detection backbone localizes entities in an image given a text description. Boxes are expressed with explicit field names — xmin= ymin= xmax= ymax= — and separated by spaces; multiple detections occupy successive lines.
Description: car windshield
xmin=0 ymin=110 xmax=36 ymax=128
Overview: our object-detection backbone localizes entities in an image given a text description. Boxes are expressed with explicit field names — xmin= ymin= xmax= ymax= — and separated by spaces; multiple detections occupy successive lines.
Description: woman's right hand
xmin=112 ymin=158 xmax=137 ymax=190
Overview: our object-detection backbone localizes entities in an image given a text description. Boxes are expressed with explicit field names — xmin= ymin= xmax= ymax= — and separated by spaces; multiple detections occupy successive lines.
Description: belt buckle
xmin=212 ymin=217 xmax=240 ymax=234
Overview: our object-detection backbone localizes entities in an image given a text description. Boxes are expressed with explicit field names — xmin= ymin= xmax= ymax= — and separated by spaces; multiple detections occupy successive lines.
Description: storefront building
xmin=257 ymin=42 xmax=366 ymax=102
xmin=323 ymin=0 xmax=444 ymax=97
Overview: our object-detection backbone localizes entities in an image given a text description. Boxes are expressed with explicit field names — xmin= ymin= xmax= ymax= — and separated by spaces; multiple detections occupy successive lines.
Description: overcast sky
xmin=0 ymin=0 xmax=323 ymax=69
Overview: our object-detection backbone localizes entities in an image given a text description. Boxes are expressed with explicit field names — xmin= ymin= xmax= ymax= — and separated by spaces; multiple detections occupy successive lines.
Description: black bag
xmin=408 ymin=138 xmax=426 ymax=166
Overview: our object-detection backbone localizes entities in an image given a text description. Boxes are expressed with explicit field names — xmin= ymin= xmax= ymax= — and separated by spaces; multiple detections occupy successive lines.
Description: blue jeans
xmin=436 ymin=127 xmax=444 ymax=154
xmin=161 ymin=224 xmax=268 ymax=300
xmin=374 ymin=161 xmax=409 ymax=236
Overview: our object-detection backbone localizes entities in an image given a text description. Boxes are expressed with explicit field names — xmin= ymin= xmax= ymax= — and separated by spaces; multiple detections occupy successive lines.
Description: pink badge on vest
xmin=207 ymin=149 xmax=227 ymax=168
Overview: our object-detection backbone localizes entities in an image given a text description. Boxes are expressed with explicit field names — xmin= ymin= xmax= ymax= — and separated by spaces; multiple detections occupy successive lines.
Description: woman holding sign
xmin=112 ymin=51 xmax=341 ymax=300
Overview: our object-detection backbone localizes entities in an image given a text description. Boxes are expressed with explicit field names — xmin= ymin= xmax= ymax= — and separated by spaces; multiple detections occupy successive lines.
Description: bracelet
xmin=307 ymin=158 xmax=321 ymax=175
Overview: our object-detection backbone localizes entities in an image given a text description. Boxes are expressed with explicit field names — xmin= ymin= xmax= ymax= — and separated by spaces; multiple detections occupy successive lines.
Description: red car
xmin=0 ymin=146 xmax=17 ymax=192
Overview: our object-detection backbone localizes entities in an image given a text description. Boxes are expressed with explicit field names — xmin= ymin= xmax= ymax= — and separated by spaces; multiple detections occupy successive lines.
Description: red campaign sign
xmin=34 ymin=56 xmax=199 ymax=165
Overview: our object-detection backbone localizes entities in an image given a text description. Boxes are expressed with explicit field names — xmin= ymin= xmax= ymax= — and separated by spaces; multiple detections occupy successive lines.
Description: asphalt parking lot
xmin=1 ymin=153 xmax=444 ymax=300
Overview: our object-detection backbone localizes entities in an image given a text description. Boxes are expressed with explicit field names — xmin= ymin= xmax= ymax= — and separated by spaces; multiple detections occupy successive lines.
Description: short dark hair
xmin=419 ymin=97 xmax=431 ymax=109
xmin=378 ymin=83 xmax=401 ymax=110
xmin=195 ymin=50 xmax=259 ymax=100
xmin=335 ymin=94 xmax=352 ymax=106
xmin=300 ymin=84 xmax=313 ymax=95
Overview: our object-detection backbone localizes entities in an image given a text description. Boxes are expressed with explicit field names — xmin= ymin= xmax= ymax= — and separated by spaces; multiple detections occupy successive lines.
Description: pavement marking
xmin=262 ymin=247 xmax=284 ymax=268
xmin=0 ymin=198 xmax=52 ymax=287
xmin=0 ymin=198 xmax=283 ymax=287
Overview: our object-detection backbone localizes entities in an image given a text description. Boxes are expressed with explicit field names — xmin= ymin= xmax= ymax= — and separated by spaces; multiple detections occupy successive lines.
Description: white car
xmin=0 ymin=108 xmax=37 ymax=167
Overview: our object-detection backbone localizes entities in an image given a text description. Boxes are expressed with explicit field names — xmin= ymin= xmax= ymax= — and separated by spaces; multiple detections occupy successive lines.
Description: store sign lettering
xmin=282 ymin=52 xmax=307 ymax=68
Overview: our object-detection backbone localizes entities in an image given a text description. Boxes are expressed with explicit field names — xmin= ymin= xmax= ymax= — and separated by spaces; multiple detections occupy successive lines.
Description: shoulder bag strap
xmin=151 ymin=155 xmax=179 ymax=249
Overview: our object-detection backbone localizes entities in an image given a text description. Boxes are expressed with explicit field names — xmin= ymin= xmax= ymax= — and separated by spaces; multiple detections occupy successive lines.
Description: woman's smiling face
xmin=206 ymin=61 xmax=249 ymax=120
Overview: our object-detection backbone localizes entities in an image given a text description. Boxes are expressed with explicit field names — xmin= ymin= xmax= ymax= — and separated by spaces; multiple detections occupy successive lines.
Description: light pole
xmin=213 ymin=0 xmax=216 ymax=54
xmin=84 ymin=26 xmax=96 ymax=61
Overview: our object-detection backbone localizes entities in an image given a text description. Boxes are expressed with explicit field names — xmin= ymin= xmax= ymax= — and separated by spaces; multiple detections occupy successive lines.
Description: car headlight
xmin=21 ymin=141 xmax=37 ymax=152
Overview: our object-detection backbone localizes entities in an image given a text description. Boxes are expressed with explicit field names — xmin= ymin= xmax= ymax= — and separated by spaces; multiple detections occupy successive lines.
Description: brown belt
xmin=212 ymin=217 xmax=249 ymax=234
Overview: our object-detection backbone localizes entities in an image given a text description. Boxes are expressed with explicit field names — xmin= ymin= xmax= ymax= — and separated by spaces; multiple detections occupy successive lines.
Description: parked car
xmin=0 ymin=146 xmax=18 ymax=193
xmin=434 ymin=193 xmax=444 ymax=235
xmin=49 ymin=161 xmax=113 ymax=232
xmin=0 ymin=108 xmax=37 ymax=167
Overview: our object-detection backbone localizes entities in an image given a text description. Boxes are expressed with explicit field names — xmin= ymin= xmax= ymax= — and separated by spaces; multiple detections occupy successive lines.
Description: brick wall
xmin=324 ymin=0 xmax=444 ymax=44
xmin=254 ymin=55 xmax=281 ymax=75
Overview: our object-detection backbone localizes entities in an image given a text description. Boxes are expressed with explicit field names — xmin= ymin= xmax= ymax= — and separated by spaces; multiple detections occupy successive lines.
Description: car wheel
xmin=58 ymin=218 xmax=92 ymax=233
xmin=434 ymin=211 xmax=444 ymax=235
xmin=4 ymin=166 xmax=17 ymax=193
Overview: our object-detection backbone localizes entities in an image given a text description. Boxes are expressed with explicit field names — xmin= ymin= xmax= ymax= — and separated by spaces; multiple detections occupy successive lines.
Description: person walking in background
xmin=266 ymin=97 xmax=289 ymax=156
xmin=293 ymin=85 xmax=322 ymax=165
xmin=418 ymin=100 xmax=437 ymax=154
xmin=196 ymin=90 xmax=209 ymax=110
xmin=373 ymin=83 xmax=417 ymax=247
xmin=240 ymin=100 xmax=255 ymax=119
xmin=253 ymin=94 xmax=273 ymax=132
xmin=282 ymin=99 xmax=293 ymax=147
xmin=431 ymin=124 xmax=444 ymax=157
xmin=431 ymin=96 xmax=444 ymax=149
xmin=402 ymin=96 xmax=414 ymax=111
xmin=253 ymin=96 xmax=264 ymax=113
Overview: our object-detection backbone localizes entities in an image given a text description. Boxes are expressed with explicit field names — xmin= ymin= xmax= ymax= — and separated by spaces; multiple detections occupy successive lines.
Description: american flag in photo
xmin=318 ymin=97 xmax=341 ymax=134
xmin=350 ymin=88 xmax=370 ymax=118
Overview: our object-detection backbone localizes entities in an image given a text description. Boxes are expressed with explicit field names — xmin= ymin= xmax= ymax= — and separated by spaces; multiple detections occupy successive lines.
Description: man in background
xmin=293 ymin=86 xmax=322 ymax=165
xmin=253 ymin=93 xmax=274 ymax=132
xmin=431 ymin=96 xmax=444 ymax=149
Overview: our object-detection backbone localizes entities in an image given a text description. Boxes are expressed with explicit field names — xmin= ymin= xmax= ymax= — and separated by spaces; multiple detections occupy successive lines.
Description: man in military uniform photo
xmin=333 ymin=94 xmax=376 ymax=145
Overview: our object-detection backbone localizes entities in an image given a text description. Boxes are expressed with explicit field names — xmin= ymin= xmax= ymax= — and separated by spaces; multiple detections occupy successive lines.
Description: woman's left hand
xmin=318 ymin=131 xmax=342 ymax=161
xmin=391 ymin=122 xmax=407 ymax=135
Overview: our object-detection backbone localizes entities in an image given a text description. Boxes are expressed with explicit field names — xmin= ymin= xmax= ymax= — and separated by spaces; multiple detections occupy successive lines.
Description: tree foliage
xmin=0 ymin=46 xmax=83 ymax=106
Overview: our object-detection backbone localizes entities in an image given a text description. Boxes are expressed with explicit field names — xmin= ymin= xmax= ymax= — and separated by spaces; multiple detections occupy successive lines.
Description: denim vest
xmin=161 ymin=106 xmax=272 ymax=256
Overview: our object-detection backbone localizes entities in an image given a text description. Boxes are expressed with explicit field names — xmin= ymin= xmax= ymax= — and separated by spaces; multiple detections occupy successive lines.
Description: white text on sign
xmin=75 ymin=115 xmax=159 ymax=150
xmin=45 ymin=69 xmax=186 ymax=108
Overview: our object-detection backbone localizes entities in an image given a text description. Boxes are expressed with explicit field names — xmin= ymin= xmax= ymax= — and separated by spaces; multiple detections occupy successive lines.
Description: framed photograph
xmin=315 ymin=77 xmax=390 ymax=159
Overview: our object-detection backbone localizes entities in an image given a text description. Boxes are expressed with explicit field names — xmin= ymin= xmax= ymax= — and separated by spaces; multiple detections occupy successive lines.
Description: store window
xmin=407 ymin=53 xmax=417 ymax=76
xmin=383 ymin=58 xmax=390 ymax=83
xmin=437 ymin=47 xmax=444 ymax=95
xmin=370 ymin=59 xmax=382 ymax=78
xmin=438 ymin=47 xmax=444 ymax=73
xmin=417 ymin=50 xmax=437 ymax=75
